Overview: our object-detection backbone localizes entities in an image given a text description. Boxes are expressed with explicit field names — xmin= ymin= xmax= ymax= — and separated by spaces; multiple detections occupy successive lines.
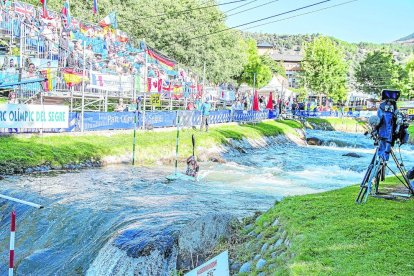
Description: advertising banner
xmin=89 ymin=71 xmax=133 ymax=92
xmin=0 ymin=104 xmax=69 ymax=128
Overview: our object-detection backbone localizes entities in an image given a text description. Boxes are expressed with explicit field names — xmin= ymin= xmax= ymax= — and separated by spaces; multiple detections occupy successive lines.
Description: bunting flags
xmin=99 ymin=12 xmax=117 ymax=29
xmin=93 ymin=0 xmax=98 ymax=15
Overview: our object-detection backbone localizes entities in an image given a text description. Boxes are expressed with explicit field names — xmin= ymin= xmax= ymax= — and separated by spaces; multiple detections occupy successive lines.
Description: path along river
xmin=1 ymin=130 xmax=414 ymax=275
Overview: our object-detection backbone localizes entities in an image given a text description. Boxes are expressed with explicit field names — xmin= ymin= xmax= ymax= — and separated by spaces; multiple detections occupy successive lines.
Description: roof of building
xmin=257 ymin=41 xmax=273 ymax=48
xmin=270 ymin=53 xmax=303 ymax=62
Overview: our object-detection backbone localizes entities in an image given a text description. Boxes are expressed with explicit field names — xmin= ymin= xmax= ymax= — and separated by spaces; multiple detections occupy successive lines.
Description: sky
xmin=219 ymin=0 xmax=414 ymax=43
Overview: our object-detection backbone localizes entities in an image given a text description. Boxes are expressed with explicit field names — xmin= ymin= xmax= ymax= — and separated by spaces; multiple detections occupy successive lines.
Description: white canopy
xmin=258 ymin=75 xmax=294 ymax=99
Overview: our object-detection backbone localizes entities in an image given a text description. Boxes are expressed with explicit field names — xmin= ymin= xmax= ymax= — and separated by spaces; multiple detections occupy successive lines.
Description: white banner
xmin=88 ymin=71 xmax=133 ymax=92
xmin=0 ymin=104 xmax=69 ymax=129
xmin=185 ymin=251 xmax=229 ymax=276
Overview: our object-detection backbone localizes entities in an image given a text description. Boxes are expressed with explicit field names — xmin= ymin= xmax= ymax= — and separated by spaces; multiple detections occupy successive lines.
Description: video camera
xmin=366 ymin=90 xmax=410 ymax=153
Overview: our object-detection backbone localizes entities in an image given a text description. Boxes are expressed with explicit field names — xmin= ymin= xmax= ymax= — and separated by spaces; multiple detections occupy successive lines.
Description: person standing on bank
xmin=200 ymin=99 xmax=211 ymax=132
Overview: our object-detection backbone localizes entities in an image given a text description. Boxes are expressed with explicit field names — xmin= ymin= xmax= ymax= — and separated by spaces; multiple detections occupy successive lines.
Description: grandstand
xmin=0 ymin=1 xmax=236 ymax=112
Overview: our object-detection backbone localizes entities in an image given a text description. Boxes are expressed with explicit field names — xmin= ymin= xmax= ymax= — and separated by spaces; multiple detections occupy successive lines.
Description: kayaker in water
xmin=186 ymin=156 xmax=199 ymax=178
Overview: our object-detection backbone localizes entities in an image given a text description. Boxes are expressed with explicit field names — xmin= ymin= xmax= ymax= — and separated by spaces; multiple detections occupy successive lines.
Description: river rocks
xmin=261 ymin=243 xmax=269 ymax=253
xmin=230 ymin=262 xmax=241 ymax=272
xmin=274 ymin=238 xmax=284 ymax=248
xmin=306 ymin=137 xmax=323 ymax=146
xmin=272 ymin=218 xmax=279 ymax=227
xmin=256 ymin=258 xmax=267 ymax=269
xmin=209 ymin=157 xmax=225 ymax=163
xmin=239 ymin=262 xmax=251 ymax=273
xmin=176 ymin=212 xmax=237 ymax=270
xmin=342 ymin=152 xmax=362 ymax=158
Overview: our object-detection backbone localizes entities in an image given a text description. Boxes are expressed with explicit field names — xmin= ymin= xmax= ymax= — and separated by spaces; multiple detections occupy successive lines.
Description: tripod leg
xmin=356 ymin=150 xmax=380 ymax=204
xmin=390 ymin=149 xmax=414 ymax=194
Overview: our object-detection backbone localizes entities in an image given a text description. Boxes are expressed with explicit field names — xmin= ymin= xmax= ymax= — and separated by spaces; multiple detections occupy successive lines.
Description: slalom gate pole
xmin=175 ymin=114 xmax=180 ymax=175
xmin=9 ymin=210 xmax=16 ymax=276
xmin=132 ymin=102 xmax=139 ymax=166
xmin=0 ymin=194 xmax=43 ymax=209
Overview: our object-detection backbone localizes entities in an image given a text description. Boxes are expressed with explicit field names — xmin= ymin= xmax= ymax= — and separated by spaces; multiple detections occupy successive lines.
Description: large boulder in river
xmin=176 ymin=212 xmax=238 ymax=270
xmin=306 ymin=137 xmax=323 ymax=146
xmin=342 ymin=152 xmax=362 ymax=158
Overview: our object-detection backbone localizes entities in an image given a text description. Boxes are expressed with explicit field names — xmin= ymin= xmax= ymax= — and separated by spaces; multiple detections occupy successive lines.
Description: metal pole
xmin=81 ymin=42 xmax=86 ymax=132
xmin=253 ymin=73 xmax=256 ymax=92
xmin=143 ymin=41 xmax=148 ymax=129
xmin=202 ymin=62 xmax=206 ymax=99
xmin=0 ymin=194 xmax=43 ymax=209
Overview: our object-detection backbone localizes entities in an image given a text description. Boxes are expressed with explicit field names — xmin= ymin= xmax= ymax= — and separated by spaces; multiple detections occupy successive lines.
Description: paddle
xmin=192 ymin=134 xmax=195 ymax=157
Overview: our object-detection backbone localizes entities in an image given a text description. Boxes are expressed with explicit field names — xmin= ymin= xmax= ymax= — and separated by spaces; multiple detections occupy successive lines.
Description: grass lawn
xmin=0 ymin=119 xmax=301 ymax=173
xmin=230 ymin=176 xmax=414 ymax=275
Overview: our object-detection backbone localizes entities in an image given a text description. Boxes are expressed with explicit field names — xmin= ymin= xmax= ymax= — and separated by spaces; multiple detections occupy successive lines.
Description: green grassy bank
xmin=0 ymin=120 xmax=302 ymax=174
xmin=305 ymin=117 xmax=368 ymax=133
xmin=224 ymin=177 xmax=414 ymax=275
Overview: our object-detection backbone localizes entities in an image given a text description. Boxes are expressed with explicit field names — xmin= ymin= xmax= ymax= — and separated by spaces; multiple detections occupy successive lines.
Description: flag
xmin=99 ymin=12 xmax=117 ymax=28
xmin=41 ymin=69 xmax=53 ymax=91
xmin=61 ymin=1 xmax=71 ymax=28
xmin=39 ymin=0 xmax=49 ymax=19
xmin=253 ymin=90 xmax=259 ymax=111
xmin=14 ymin=1 xmax=35 ymax=17
xmin=147 ymin=48 xmax=176 ymax=69
xmin=115 ymin=29 xmax=128 ymax=43
xmin=62 ymin=69 xmax=88 ymax=87
xmin=266 ymin=92 xmax=274 ymax=109
xmin=93 ymin=0 xmax=98 ymax=14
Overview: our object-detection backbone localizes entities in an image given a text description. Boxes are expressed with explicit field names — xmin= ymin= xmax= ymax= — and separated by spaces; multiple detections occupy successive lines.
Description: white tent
xmin=258 ymin=75 xmax=294 ymax=99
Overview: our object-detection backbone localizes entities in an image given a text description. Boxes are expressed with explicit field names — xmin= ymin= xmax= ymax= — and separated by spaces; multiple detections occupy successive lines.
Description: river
xmin=0 ymin=130 xmax=413 ymax=275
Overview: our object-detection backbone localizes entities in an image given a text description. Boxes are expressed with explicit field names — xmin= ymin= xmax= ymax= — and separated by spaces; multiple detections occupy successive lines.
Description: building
xmin=270 ymin=53 xmax=303 ymax=88
xmin=256 ymin=42 xmax=303 ymax=88
xmin=257 ymin=41 xmax=273 ymax=55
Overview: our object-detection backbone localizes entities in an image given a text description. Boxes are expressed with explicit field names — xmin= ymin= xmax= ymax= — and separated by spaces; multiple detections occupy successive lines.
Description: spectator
xmin=23 ymin=63 xmax=38 ymax=79
xmin=200 ymin=99 xmax=211 ymax=132
xmin=115 ymin=98 xmax=127 ymax=112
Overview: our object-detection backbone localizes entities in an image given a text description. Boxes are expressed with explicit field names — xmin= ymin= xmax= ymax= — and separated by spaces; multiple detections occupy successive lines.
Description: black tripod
xmin=356 ymin=143 xmax=414 ymax=204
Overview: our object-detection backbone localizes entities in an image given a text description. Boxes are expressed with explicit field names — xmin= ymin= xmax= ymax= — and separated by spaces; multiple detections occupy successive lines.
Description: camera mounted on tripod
xmin=356 ymin=90 xmax=413 ymax=204
xmin=366 ymin=90 xmax=409 ymax=150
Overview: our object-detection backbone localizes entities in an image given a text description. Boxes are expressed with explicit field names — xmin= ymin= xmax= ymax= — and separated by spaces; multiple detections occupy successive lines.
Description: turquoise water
xmin=0 ymin=130 xmax=413 ymax=275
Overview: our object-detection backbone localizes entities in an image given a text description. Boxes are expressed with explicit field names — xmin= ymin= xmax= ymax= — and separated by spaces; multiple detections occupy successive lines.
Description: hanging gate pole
xmin=9 ymin=210 xmax=16 ymax=276
xmin=175 ymin=113 xmax=180 ymax=175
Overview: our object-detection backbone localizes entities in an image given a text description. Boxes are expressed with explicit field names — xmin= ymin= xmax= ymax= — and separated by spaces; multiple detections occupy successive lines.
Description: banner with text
xmin=0 ymin=104 xmax=69 ymax=129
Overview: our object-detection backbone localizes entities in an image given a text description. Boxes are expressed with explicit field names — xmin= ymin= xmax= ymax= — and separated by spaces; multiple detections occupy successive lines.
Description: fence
xmin=0 ymin=109 xmax=273 ymax=133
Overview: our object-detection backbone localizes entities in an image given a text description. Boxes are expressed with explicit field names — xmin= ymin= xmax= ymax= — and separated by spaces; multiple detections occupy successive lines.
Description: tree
xmin=236 ymin=39 xmax=272 ymax=89
xmin=355 ymin=50 xmax=400 ymax=96
xmin=397 ymin=57 xmax=414 ymax=100
xmin=302 ymin=36 xmax=348 ymax=104
xmin=261 ymin=55 xmax=286 ymax=77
